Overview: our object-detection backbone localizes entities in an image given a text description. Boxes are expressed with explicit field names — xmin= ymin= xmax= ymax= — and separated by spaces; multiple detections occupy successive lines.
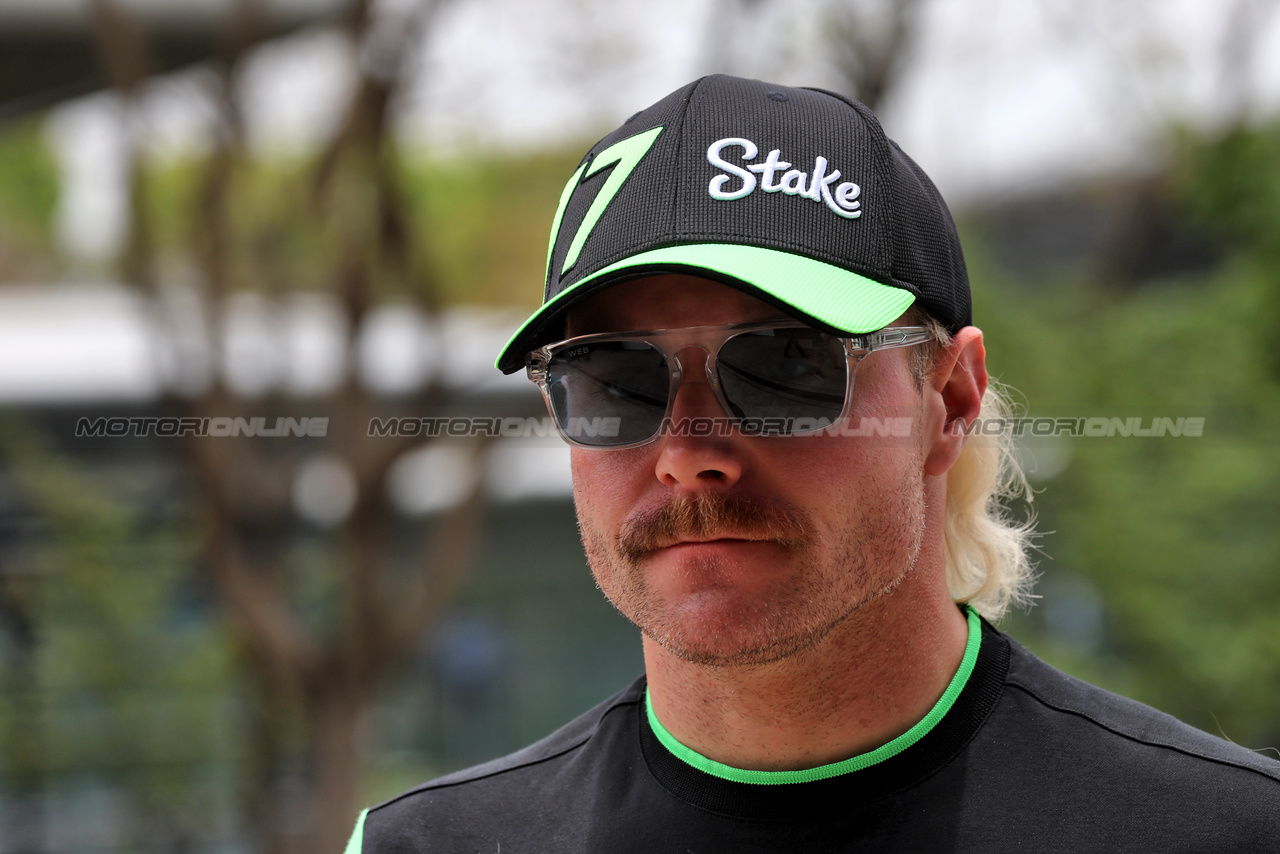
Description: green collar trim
xmin=644 ymin=605 xmax=981 ymax=785
xmin=343 ymin=808 xmax=366 ymax=854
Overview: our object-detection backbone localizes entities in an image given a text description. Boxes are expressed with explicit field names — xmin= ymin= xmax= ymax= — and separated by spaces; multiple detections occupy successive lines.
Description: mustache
xmin=617 ymin=491 xmax=810 ymax=562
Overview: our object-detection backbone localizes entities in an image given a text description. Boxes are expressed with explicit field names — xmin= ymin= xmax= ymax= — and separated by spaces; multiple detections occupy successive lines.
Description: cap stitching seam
xmin=670 ymin=77 xmax=709 ymax=243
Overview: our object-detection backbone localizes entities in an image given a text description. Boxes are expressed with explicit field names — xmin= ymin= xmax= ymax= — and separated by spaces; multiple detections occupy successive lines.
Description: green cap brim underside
xmin=495 ymin=243 xmax=917 ymax=372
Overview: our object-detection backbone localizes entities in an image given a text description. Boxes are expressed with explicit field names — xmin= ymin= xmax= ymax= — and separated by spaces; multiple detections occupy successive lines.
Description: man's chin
xmin=638 ymin=597 xmax=843 ymax=669
xmin=648 ymin=629 xmax=825 ymax=669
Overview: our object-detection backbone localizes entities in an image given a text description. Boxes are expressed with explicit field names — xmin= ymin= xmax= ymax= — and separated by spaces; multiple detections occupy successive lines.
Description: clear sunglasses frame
xmin=526 ymin=320 xmax=933 ymax=450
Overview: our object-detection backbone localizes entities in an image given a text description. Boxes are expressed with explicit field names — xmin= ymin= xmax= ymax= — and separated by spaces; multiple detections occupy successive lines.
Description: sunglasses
xmin=526 ymin=320 xmax=932 ymax=449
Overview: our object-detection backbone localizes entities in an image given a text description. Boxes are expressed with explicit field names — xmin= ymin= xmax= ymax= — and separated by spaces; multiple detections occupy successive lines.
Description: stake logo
xmin=706 ymin=137 xmax=862 ymax=219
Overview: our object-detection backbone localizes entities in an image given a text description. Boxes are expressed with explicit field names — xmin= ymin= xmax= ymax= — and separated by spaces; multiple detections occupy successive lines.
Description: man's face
xmin=566 ymin=274 xmax=934 ymax=668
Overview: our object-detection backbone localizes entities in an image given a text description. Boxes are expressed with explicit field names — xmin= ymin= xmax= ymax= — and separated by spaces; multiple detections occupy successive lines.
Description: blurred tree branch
xmin=824 ymin=0 xmax=924 ymax=112
xmin=1218 ymin=0 xmax=1280 ymax=125
xmin=87 ymin=1 xmax=517 ymax=852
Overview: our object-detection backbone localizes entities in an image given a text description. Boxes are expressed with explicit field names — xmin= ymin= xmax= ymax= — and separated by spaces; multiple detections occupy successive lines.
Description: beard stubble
xmin=579 ymin=473 xmax=926 ymax=668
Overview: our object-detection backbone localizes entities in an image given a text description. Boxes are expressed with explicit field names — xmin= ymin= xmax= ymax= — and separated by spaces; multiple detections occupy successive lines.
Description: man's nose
xmin=653 ymin=347 xmax=744 ymax=489
xmin=668 ymin=345 xmax=722 ymax=417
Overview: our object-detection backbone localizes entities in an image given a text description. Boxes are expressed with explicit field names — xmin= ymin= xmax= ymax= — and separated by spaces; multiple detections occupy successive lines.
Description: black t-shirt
xmin=349 ymin=617 xmax=1280 ymax=853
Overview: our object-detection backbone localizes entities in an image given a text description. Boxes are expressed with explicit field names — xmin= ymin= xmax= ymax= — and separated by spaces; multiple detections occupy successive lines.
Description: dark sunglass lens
xmin=717 ymin=328 xmax=847 ymax=433
xmin=546 ymin=341 xmax=669 ymax=446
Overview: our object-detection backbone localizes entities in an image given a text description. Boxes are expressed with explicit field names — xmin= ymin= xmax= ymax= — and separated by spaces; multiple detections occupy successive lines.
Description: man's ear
xmin=924 ymin=327 xmax=987 ymax=477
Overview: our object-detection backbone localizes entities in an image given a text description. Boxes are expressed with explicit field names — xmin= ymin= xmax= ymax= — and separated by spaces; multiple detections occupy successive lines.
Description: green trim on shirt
xmin=645 ymin=605 xmax=982 ymax=785
xmin=344 ymin=808 xmax=367 ymax=854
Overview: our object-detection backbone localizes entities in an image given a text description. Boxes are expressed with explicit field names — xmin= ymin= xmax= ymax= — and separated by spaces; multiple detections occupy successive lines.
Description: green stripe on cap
xmin=545 ymin=161 xmax=587 ymax=281
xmin=645 ymin=605 xmax=981 ymax=785
xmin=561 ymin=127 xmax=664 ymax=275
xmin=495 ymin=243 xmax=915 ymax=371
xmin=587 ymin=244 xmax=915 ymax=329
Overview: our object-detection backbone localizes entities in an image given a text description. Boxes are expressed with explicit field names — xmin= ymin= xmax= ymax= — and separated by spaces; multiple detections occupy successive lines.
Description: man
xmin=347 ymin=75 xmax=1279 ymax=852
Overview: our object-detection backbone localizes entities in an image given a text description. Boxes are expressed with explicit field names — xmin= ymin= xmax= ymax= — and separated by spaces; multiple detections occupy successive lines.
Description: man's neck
xmin=642 ymin=572 xmax=970 ymax=773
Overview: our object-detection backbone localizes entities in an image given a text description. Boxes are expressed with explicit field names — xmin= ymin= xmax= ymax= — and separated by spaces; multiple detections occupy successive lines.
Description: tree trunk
xmin=310 ymin=678 xmax=368 ymax=854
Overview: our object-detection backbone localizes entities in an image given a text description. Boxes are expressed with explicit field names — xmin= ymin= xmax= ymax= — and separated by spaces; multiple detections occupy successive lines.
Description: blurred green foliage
xmin=399 ymin=148 xmax=584 ymax=307
xmin=973 ymin=123 xmax=1280 ymax=750
xmin=0 ymin=118 xmax=58 ymax=243
xmin=135 ymin=145 xmax=583 ymax=307
xmin=0 ymin=117 xmax=59 ymax=278
xmin=0 ymin=423 xmax=238 ymax=845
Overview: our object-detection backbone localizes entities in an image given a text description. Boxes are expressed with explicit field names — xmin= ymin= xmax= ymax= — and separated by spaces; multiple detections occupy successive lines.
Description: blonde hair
xmin=911 ymin=313 xmax=1038 ymax=621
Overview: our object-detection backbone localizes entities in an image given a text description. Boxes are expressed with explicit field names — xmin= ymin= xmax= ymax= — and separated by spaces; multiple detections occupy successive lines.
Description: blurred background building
xmin=1 ymin=1 xmax=1278 ymax=852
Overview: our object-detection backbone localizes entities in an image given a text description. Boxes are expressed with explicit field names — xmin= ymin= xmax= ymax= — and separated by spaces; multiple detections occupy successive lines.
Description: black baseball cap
xmin=495 ymin=74 xmax=970 ymax=374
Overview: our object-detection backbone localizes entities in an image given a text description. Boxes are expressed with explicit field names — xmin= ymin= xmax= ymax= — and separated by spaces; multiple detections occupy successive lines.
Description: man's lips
xmin=649 ymin=535 xmax=774 ymax=550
